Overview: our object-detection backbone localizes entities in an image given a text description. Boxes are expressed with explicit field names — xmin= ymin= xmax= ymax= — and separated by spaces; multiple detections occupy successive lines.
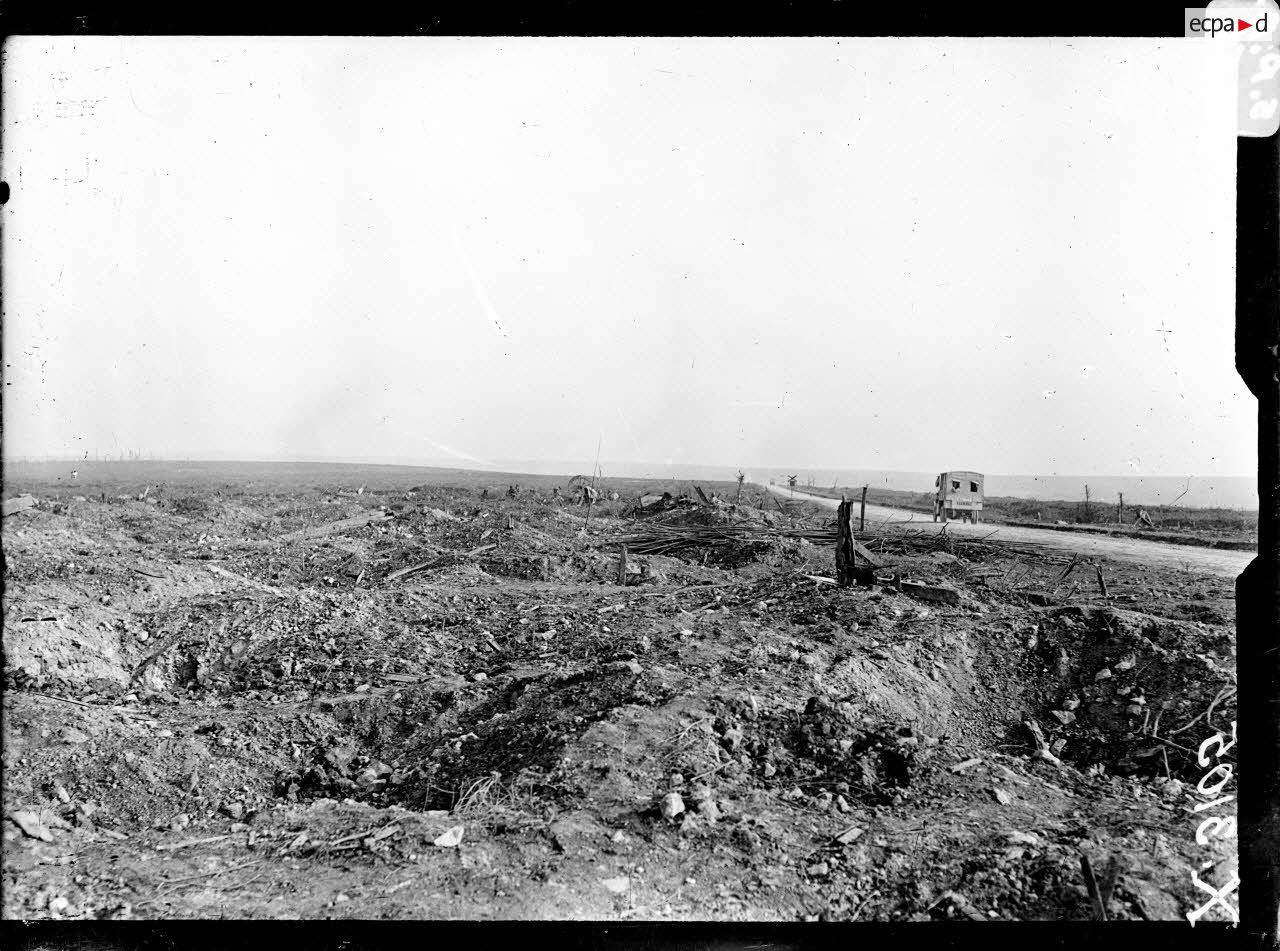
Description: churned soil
xmin=2 ymin=464 xmax=1237 ymax=921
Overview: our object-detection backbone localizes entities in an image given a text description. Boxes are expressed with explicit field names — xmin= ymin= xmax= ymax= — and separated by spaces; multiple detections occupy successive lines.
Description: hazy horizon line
xmin=1 ymin=452 xmax=1256 ymax=482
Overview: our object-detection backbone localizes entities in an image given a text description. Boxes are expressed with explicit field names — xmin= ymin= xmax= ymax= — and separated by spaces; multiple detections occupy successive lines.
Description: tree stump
xmin=837 ymin=498 xmax=856 ymax=587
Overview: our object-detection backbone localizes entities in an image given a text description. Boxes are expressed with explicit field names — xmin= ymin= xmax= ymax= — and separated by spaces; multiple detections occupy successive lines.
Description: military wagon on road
xmin=934 ymin=470 xmax=984 ymax=523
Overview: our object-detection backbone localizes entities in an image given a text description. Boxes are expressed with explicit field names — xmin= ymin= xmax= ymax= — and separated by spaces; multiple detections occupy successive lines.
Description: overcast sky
xmin=2 ymin=36 xmax=1250 ymax=476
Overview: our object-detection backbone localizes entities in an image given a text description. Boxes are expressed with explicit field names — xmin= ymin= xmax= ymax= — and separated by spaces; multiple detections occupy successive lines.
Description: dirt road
xmin=765 ymin=484 xmax=1252 ymax=578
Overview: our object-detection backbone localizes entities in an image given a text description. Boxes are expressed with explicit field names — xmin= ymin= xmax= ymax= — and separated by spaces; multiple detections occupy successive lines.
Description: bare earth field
xmin=1 ymin=462 xmax=1238 ymax=922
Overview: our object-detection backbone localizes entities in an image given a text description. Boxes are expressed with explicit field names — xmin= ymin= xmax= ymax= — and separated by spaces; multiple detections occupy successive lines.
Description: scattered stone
xmin=2 ymin=495 xmax=38 ymax=517
xmin=433 ymin=825 xmax=465 ymax=848
xmin=601 ymin=876 xmax=630 ymax=895
xmin=8 ymin=810 xmax=53 ymax=842
xmin=1062 ymin=698 xmax=1081 ymax=711
xmin=697 ymin=798 xmax=721 ymax=823
xmin=1050 ymin=710 xmax=1076 ymax=725
xmin=1115 ymin=653 xmax=1137 ymax=672
xmin=356 ymin=768 xmax=385 ymax=790
xmin=938 ymin=890 xmax=987 ymax=921
xmin=835 ymin=794 xmax=852 ymax=813
xmin=1094 ymin=668 xmax=1113 ymax=682
xmin=472 ymin=672 xmax=488 ymax=682
xmin=950 ymin=757 xmax=982 ymax=773
xmin=806 ymin=861 xmax=830 ymax=877
xmin=660 ymin=792 xmax=685 ymax=821
xmin=835 ymin=825 xmax=864 ymax=845
xmin=992 ymin=788 xmax=1013 ymax=806
xmin=1055 ymin=649 xmax=1071 ymax=678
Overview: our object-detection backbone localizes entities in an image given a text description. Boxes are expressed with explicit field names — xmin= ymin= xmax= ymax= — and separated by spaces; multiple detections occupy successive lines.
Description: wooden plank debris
xmin=276 ymin=511 xmax=394 ymax=544
xmin=382 ymin=544 xmax=497 ymax=584
xmin=899 ymin=581 xmax=960 ymax=605
xmin=206 ymin=564 xmax=284 ymax=595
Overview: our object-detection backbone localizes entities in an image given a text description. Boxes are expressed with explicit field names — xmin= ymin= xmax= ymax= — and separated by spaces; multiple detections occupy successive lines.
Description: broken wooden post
xmin=617 ymin=545 xmax=628 ymax=586
xmin=1117 ymin=492 xmax=1124 ymax=525
xmin=1094 ymin=563 xmax=1109 ymax=598
xmin=1080 ymin=855 xmax=1109 ymax=922
xmin=860 ymin=485 xmax=868 ymax=532
xmin=1054 ymin=552 xmax=1080 ymax=587
xmin=836 ymin=497 xmax=855 ymax=587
